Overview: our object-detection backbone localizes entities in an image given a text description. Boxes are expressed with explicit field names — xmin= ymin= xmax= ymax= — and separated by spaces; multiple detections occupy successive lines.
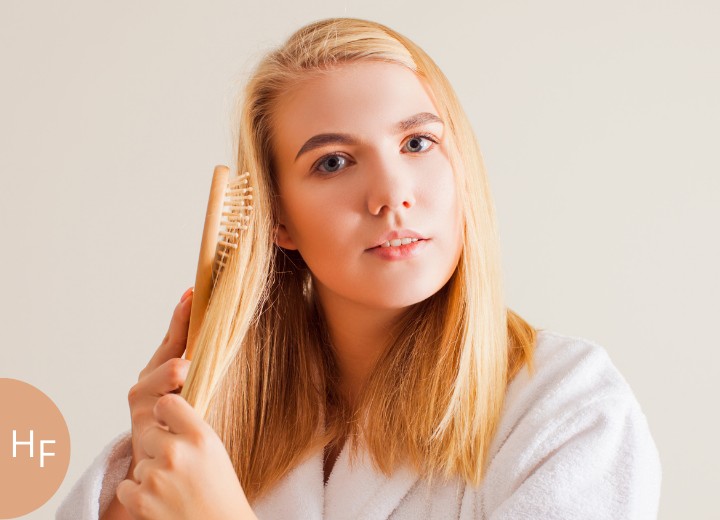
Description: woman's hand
xmin=111 ymin=288 xmax=256 ymax=519
xmin=125 ymin=288 xmax=194 ymax=479
xmin=101 ymin=290 xmax=195 ymax=520
xmin=116 ymin=393 xmax=256 ymax=520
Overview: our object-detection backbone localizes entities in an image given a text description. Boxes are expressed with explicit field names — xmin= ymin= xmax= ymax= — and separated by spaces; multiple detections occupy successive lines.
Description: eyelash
xmin=311 ymin=133 xmax=439 ymax=175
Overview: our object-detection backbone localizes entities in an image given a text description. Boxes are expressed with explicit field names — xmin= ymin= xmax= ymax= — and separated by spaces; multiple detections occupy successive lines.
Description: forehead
xmin=272 ymin=61 xmax=440 ymax=161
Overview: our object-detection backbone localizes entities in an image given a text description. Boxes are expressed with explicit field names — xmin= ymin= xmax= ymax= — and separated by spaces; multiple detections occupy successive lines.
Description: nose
xmin=366 ymin=151 xmax=416 ymax=217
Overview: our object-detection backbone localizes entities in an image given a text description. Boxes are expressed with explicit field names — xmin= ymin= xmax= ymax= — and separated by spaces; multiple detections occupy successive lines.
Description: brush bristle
xmin=212 ymin=171 xmax=254 ymax=284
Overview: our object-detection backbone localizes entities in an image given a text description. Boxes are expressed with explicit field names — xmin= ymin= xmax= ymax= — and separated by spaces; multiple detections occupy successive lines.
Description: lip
xmin=366 ymin=238 xmax=430 ymax=261
xmin=368 ymin=229 xmax=428 ymax=249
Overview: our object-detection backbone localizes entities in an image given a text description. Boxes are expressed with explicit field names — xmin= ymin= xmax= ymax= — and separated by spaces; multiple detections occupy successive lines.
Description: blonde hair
xmin=181 ymin=17 xmax=537 ymax=503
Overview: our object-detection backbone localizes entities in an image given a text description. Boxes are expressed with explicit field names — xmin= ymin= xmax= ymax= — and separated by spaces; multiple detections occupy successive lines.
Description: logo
xmin=0 ymin=378 xmax=70 ymax=518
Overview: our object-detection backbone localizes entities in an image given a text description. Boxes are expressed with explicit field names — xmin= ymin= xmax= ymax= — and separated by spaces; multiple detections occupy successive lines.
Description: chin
xmin=364 ymin=286 xmax=439 ymax=310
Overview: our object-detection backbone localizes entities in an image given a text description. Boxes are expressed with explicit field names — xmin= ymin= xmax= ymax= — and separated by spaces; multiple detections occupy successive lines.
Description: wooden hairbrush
xmin=185 ymin=165 xmax=254 ymax=360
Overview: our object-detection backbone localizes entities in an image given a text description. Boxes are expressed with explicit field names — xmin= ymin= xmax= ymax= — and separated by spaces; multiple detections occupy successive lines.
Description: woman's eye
xmin=403 ymin=134 xmax=436 ymax=153
xmin=313 ymin=154 xmax=349 ymax=174
xmin=311 ymin=134 xmax=437 ymax=175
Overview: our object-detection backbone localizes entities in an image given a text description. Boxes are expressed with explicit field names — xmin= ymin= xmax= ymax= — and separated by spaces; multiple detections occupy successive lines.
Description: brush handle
xmin=186 ymin=165 xmax=230 ymax=360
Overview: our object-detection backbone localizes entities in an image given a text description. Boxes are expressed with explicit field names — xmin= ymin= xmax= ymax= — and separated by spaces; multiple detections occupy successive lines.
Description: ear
xmin=274 ymin=222 xmax=298 ymax=250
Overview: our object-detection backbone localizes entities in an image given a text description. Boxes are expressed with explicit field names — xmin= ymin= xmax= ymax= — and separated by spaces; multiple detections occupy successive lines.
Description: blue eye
xmin=315 ymin=154 xmax=349 ymax=174
xmin=403 ymin=134 xmax=436 ymax=153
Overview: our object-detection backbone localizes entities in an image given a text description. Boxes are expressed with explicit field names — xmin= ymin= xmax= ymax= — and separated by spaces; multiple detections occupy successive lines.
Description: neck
xmin=314 ymin=283 xmax=405 ymax=409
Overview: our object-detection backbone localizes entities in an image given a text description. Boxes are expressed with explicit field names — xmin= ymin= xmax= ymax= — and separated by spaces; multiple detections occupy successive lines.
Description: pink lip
xmin=366 ymin=238 xmax=429 ymax=260
xmin=370 ymin=229 xmax=428 ymax=249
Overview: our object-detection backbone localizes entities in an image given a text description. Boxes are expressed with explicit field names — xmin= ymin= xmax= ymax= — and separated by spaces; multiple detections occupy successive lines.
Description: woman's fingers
xmin=144 ymin=289 xmax=194 ymax=376
xmin=126 ymin=288 xmax=195 ymax=477
xmin=130 ymin=358 xmax=191 ymax=406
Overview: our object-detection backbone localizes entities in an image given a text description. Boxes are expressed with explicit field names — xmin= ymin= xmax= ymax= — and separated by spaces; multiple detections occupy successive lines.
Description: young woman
xmin=58 ymin=17 xmax=661 ymax=520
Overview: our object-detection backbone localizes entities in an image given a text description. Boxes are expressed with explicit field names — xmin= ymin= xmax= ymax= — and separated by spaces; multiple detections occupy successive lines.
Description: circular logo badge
xmin=0 ymin=378 xmax=71 ymax=518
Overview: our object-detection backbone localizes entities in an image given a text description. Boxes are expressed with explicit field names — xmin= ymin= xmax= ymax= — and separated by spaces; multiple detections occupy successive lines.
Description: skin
xmin=271 ymin=60 xmax=465 ymax=411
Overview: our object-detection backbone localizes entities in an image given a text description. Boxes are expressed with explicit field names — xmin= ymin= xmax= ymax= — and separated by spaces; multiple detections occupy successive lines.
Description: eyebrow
xmin=293 ymin=112 xmax=444 ymax=163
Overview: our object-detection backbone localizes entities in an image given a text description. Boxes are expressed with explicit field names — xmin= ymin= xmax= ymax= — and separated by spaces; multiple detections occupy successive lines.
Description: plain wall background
xmin=1 ymin=1 xmax=717 ymax=518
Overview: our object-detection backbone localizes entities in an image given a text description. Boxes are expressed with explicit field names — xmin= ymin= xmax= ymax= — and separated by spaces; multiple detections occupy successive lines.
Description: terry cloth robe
xmin=56 ymin=330 xmax=662 ymax=519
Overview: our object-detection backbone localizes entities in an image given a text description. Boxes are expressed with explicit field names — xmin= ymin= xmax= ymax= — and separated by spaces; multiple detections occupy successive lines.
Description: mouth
xmin=366 ymin=238 xmax=430 ymax=260
xmin=367 ymin=238 xmax=429 ymax=250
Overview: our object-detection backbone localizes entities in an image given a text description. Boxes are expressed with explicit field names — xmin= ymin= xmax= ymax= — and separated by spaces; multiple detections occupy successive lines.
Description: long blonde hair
xmin=181 ymin=17 xmax=537 ymax=503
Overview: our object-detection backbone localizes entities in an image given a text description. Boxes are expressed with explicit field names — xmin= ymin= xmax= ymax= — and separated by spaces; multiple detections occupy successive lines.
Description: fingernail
xmin=180 ymin=287 xmax=194 ymax=303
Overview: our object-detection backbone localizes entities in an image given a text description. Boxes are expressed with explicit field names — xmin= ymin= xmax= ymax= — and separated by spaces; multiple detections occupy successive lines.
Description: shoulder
xmin=475 ymin=330 xmax=662 ymax=518
xmin=489 ymin=328 xmax=660 ymax=471
xmin=501 ymin=329 xmax=641 ymax=429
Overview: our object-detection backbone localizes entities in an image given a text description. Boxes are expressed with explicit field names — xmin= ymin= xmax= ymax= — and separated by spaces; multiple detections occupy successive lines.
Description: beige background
xmin=1 ymin=1 xmax=717 ymax=518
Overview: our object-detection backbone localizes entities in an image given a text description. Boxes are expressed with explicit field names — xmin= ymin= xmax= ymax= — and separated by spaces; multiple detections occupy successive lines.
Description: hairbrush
xmin=185 ymin=165 xmax=254 ymax=360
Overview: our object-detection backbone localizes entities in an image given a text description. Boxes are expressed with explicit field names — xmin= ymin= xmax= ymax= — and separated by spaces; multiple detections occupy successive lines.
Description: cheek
xmin=422 ymin=160 xmax=464 ymax=263
xmin=419 ymin=158 xmax=458 ymax=218
xmin=282 ymin=184 xmax=357 ymax=253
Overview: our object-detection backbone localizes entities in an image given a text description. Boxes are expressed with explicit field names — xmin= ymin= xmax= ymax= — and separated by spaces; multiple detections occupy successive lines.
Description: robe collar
xmin=252 ymin=439 xmax=421 ymax=520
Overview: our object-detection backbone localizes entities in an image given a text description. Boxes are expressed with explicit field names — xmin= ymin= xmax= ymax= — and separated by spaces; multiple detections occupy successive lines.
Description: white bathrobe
xmin=56 ymin=330 xmax=662 ymax=519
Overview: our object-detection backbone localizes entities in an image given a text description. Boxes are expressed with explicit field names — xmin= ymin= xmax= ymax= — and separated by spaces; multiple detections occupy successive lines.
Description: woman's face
xmin=271 ymin=60 xmax=464 ymax=310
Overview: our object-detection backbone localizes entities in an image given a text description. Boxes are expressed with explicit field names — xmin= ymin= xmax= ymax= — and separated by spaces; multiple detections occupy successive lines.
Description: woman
xmin=58 ymin=17 xmax=661 ymax=519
